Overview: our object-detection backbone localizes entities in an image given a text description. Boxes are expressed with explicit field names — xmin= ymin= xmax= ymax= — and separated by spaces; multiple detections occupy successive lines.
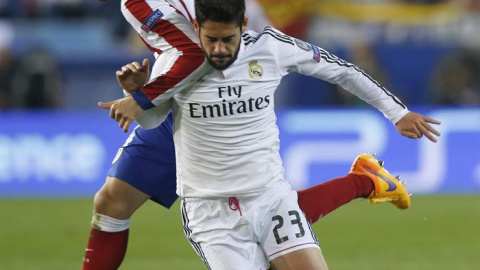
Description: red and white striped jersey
xmin=121 ymin=0 xmax=209 ymax=116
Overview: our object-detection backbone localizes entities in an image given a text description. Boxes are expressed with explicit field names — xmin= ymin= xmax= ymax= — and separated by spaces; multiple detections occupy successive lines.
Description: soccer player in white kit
xmin=171 ymin=2 xmax=326 ymax=268
xmin=118 ymin=0 xmax=439 ymax=269
xmin=87 ymin=0 xmax=440 ymax=269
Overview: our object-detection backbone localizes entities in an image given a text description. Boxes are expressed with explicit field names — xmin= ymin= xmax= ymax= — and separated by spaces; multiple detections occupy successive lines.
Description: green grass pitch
xmin=1 ymin=195 xmax=479 ymax=269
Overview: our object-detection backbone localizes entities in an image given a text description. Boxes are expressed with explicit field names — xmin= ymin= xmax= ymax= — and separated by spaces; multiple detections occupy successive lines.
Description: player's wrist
xmin=392 ymin=108 xmax=410 ymax=126
xmin=123 ymin=89 xmax=133 ymax=97
xmin=131 ymin=90 xmax=155 ymax=110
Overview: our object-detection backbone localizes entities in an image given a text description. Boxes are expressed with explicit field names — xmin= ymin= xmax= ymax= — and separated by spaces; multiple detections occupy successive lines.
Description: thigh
xmin=108 ymin=115 xmax=178 ymax=208
xmin=181 ymin=198 xmax=270 ymax=270
xmin=262 ymin=190 xmax=321 ymax=262
xmin=270 ymin=248 xmax=328 ymax=270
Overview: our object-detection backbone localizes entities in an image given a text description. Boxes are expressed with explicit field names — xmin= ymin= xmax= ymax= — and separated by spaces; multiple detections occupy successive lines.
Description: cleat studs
xmin=378 ymin=160 xmax=384 ymax=167
xmin=372 ymin=153 xmax=377 ymax=157
xmin=408 ymin=193 xmax=413 ymax=197
xmin=395 ymin=175 xmax=401 ymax=180
xmin=401 ymin=181 xmax=406 ymax=185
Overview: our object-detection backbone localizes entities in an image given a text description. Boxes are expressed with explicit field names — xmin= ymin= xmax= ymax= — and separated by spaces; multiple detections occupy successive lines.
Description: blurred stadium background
xmin=0 ymin=0 xmax=479 ymax=269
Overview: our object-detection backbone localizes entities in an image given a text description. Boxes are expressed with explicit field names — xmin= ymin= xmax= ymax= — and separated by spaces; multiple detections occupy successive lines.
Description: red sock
xmin=297 ymin=173 xmax=373 ymax=224
xmin=82 ymin=228 xmax=129 ymax=270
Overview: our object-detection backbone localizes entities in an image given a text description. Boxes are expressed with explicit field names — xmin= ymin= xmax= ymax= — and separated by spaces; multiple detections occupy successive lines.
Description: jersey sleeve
xmin=121 ymin=0 xmax=209 ymax=112
xmin=269 ymin=27 xmax=409 ymax=124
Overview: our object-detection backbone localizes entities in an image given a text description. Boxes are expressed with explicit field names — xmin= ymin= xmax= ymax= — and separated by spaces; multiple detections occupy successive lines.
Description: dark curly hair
xmin=194 ymin=0 xmax=245 ymax=27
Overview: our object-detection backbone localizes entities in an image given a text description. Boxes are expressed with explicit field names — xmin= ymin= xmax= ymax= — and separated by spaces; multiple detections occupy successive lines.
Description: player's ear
xmin=194 ymin=20 xmax=200 ymax=35
xmin=241 ymin=17 xmax=248 ymax=34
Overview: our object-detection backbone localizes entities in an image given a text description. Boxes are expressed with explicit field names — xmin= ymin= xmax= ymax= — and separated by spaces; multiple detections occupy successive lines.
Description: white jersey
xmin=171 ymin=27 xmax=409 ymax=198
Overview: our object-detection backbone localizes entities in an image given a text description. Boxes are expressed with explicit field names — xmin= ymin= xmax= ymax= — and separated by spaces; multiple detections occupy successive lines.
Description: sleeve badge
xmin=294 ymin=39 xmax=312 ymax=52
xmin=141 ymin=9 xmax=164 ymax=33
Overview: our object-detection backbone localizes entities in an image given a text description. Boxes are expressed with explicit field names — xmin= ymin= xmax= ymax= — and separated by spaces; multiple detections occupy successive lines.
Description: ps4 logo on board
xmin=141 ymin=9 xmax=164 ymax=32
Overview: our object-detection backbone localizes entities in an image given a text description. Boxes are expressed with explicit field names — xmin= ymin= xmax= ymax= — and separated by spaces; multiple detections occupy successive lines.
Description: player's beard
xmin=202 ymin=39 xmax=241 ymax=71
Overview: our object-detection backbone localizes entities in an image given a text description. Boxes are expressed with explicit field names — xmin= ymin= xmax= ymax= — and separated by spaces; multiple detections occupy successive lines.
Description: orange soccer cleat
xmin=350 ymin=154 xmax=411 ymax=209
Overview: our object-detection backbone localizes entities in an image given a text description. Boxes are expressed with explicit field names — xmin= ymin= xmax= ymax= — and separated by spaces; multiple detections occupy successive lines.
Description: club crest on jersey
xmin=311 ymin=45 xmax=322 ymax=62
xmin=141 ymin=9 xmax=164 ymax=33
xmin=248 ymin=60 xmax=263 ymax=79
xmin=294 ymin=39 xmax=312 ymax=52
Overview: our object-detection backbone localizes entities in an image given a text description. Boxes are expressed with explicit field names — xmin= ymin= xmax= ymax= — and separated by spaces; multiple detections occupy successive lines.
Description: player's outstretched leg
xmin=297 ymin=173 xmax=373 ymax=223
xmin=350 ymin=153 xmax=411 ymax=209
xmin=297 ymin=153 xmax=410 ymax=223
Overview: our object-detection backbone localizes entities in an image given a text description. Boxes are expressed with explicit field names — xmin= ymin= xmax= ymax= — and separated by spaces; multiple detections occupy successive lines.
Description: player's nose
xmin=213 ymin=42 xmax=227 ymax=54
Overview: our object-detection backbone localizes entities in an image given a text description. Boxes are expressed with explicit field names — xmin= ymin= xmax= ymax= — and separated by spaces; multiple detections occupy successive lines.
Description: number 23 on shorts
xmin=272 ymin=210 xmax=306 ymax=244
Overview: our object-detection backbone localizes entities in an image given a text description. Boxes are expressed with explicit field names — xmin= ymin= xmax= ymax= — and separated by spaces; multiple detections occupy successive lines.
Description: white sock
xmin=91 ymin=213 xmax=131 ymax=232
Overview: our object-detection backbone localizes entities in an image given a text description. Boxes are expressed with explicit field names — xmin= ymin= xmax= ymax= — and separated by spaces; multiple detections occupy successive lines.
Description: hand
xmin=98 ymin=96 xmax=143 ymax=133
xmin=116 ymin=58 xmax=150 ymax=93
xmin=395 ymin=112 xmax=441 ymax=143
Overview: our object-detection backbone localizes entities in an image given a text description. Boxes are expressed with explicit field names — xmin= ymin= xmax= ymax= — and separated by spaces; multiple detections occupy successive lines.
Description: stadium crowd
xmin=0 ymin=0 xmax=479 ymax=110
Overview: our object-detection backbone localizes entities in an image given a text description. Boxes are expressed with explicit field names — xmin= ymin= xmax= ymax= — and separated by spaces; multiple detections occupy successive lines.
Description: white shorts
xmin=181 ymin=181 xmax=320 ymax=270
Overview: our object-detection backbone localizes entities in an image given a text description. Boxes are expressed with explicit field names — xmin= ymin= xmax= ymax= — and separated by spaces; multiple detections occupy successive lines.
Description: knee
xmin=93 ymin=185 xmax=130 ymax=220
